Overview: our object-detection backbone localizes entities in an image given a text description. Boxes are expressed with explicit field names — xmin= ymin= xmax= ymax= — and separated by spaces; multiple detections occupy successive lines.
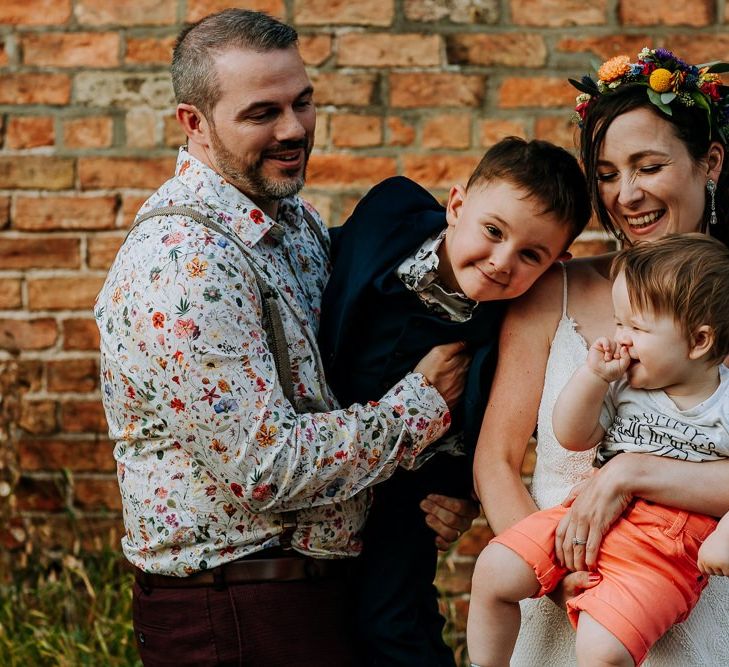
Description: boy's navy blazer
xmin=319 ymin=176 xmax=505 ymax=452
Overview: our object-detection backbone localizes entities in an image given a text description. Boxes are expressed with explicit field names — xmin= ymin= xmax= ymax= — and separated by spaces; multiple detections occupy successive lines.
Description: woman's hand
xmin=547 ymin=571 xmax=601 ymax=609
xmin=554 ymin=463 xmax=632 ymax=571
xmin=420 ymin=493 xmax=480 ymax=550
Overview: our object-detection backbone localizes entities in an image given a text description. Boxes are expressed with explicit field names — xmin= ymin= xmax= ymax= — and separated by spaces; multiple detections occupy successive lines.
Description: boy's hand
xmin=414 ymin=341 xmax=471 ymax=411
xmin=698 ymin=527 xmax=729 ymax=576
xmin=586 ymin=337 xmax=631 ymax=384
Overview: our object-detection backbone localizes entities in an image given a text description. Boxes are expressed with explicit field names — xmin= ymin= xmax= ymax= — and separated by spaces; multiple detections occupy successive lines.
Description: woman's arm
xmin=474 ymin=267 xmax=563 ymax=535
xmin=556 ymin=453 xmax=729 ymax=571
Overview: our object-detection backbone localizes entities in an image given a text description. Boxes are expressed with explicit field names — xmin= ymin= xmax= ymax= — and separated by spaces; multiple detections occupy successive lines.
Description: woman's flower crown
xmin=569 ymin=47 xmax=729 ymax=144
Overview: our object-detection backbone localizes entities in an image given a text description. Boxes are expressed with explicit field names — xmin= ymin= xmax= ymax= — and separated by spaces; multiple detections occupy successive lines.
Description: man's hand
xmin=414 ymin=341 xmax=471 ymax=410
xmin=420 ymin=493 xmax=480 ymax=550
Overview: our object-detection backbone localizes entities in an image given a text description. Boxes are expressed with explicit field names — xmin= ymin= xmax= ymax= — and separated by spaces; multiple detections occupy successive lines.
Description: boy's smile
xmin=437 ymin=179 xmax=572 ymax=303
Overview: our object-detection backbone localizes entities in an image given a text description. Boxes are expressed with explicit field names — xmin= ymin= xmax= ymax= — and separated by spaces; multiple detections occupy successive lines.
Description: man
xmin=95 ymin=9 xmax=469 ymax=666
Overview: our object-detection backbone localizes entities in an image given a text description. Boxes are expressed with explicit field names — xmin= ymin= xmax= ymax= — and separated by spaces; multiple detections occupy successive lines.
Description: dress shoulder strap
xmin=559 ymin=261 xmax=568 ymax=319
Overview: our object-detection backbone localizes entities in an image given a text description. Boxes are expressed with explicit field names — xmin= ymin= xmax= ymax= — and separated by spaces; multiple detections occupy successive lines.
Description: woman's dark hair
xmin=579 ymin=84 xmax=729 ymax=247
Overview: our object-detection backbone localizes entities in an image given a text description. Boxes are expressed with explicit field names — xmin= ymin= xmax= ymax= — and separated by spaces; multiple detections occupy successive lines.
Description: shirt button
xmin=138 ymin=632 xmax=146 ymax=646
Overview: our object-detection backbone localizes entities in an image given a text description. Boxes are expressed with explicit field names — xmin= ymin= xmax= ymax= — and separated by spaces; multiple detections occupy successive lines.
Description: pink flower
xmin=173 ymin=318 xmax=200 ymax=339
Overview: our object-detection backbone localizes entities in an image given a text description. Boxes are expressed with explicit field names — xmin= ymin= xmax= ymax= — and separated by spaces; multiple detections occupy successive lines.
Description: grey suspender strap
xmin=129 ymin=205 xmax=303 ymax=406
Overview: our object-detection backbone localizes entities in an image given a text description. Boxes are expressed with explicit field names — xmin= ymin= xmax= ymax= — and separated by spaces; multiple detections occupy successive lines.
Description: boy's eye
xmin=521 ymin=250 xmax=541 ymax=263
xmin=484 ymin=224 xmax=502 ymax=238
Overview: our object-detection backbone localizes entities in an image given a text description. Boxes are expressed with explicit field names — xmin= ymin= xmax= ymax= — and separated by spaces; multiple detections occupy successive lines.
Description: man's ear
xmin=689 ymin=325 xmax=715 ymax=360
xmin=176 ymin=103 xmax=210 ymax=146
xmin=445 ymin=184 xmax=466 ymax=228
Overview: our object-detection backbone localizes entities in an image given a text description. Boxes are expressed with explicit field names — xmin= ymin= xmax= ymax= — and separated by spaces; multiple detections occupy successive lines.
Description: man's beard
xmin=208 ymin=126 xmax=310 ymax=203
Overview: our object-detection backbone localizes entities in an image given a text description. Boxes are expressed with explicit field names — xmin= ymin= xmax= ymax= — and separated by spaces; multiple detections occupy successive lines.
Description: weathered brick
xmin=0 ymin=197 xmax=9 ymax=229
xmin=125 ymin=35 xmax=175 ymax=65
xmin=534 ymin=116 xmax=579 ymax=150
xmin=386 ymin=116 xmax=416 ymax=146
xmin=446 ymin=34 xmax=546 ymax=67
xmin=403 ymin=154 xmax=480 ymax=188
xmin=125 ymin=108 xmax=158 ymax=148
xmin=28 ymin=276 xmax=106 ymax=311
xmin=163 ymin=114 xmax=187 ymax=148
xmin=6 ymin=116 xmax=55 ymax=149
xmin=337 ymin=33 xmax=441 ymax=67
xmin=14 ymin=196 xmax=118 ymax=231
xmin=479 ymin=118 xmax=528 ymax=147
xmin=19 ymin=438 xmax=115 ymax=472
xmin=21 ymin=32 xmax=119 ymax=68
xmin=307 ymin=155 xmax=397 ymax=186
xmin=391 ymin=73 xmax=484 ymax=108
xmin=47 ymin=358 xmax=99 ymax=393
xmin=404 ymin=0 xmax=499 ymax=23
xmin=310 ymin=72 xmax=378 ymax=106
xmin=663 ymin=35 xmax=729 ymax=66
xmin=122 ymin=195 xmax=151 ymax=228
xmin=15 ymin=477 xmax=65 ymax=512
xmin=0 ymin=157 xmax=74 ymax=190
xmin=454 ymin=518 xmax=493 ymax=556
xmin=186 ymin=0 xmax=285 ymax=22
xmin=16 ymin=360 xmax=44 ymax=393
xmin=75 ymin=0 xmax=176 ymax=26
xmin=73 ymin=478 xmax=122 ymax=511
xmin=298 ymin=34 xmax=332 ymax=66
xmin=78 ymin=157 xmax=175 ymax=190
xmin=62 ymin=318 xmax=100 ymax=351
xmin=0 ymin=0 xmax=71 ymax=25
xmin=422 ymin=113 xmax=471 ymax=149
xmin=60 ymin=399 xmax=109 ymax=433
xmin=434 ymin=558 xmax=473 ymax=594
xmin=570 ymin=238 xmax=617 ymax=257
xmin=0 ymin=279 xmax=22 ymax=310
xmin=499 ymin=77 xmax=574 ymax=108
xmin=330 ymin=114 xmax=382 ymax=147
xmin=88 ymin=233 xmax=125 ymax=270
xmin=0 ymin=73 xmax=70 ymax=105
xmin=74 ymin=72 xmax=174 ymax=110
xmin=24 ymin=516 xmax=124 ymax=552
xmin=619 ymin=0 xmax=713 ymax=26
xmin=0 ymin=237 xmax=80 ymax=269
xmin=19 ymin=400 xmax=58 ymax=436
xmin=511 ymin=0 xmax=607 ymax=26
xmin=557 ymin=35 xmax=654 ymax=61
xmin=295 ymin=0 xmax=394 ymax=26
xmin=300 ymin=191 xmax=332 ymax=226
xmin=313 ymin=113 xmax=329 ymax=149
xmin=62 ymin=116 xmax=114 ymax=149
xmin=0 ymin=318 xmax=58 ymax=351
xmin=0 ymin=40 xmax=8 ymax=67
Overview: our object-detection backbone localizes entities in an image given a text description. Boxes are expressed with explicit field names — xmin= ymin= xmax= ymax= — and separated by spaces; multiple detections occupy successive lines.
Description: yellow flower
xmin=597 ymin=55 xmax=631 ymax=83
xmin=649 ymin=68 xmax=673 ymax=93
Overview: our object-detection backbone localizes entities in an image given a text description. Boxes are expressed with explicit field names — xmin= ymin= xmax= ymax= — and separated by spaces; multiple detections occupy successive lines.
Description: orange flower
xmin=649 ymin=68 xmax=672 ymax=93
xmin=597 ymin=55 xmax=631 ymax=83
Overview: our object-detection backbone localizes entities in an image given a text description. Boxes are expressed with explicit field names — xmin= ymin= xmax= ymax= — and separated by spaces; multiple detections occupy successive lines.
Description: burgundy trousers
xmin=132 ymin=577 xmax=361 ymax=666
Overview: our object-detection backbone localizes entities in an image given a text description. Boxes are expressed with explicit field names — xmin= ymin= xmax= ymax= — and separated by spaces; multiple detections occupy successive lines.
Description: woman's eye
xmin=639 ymin=164 xmax=662 ymax=174
xmin=596 ymin=172 xmax=617 ymax=182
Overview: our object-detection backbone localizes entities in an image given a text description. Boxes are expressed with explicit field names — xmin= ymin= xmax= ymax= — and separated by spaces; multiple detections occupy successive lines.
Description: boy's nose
xmin=489 ymin=249 xmax=512 ymax=274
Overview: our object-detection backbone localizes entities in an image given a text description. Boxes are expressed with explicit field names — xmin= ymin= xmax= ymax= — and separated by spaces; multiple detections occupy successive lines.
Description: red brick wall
xmin=0 ymin=0 xmax=726 ymax=642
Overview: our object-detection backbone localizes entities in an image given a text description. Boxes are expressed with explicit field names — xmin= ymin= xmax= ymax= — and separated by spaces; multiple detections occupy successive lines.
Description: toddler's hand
xmin=698 ymin=528 xmax=729 ymax=576
xmin=586 ymin=337 xmax=630 ymax=383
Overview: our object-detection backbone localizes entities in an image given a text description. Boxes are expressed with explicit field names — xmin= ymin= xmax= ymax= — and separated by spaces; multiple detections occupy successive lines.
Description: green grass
xmin=0 ymin=550 xmax=141 ymax=667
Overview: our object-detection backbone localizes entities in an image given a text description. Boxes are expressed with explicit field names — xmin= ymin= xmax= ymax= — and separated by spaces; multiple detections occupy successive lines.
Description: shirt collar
xmin=174 ymin=147 xmax=304 ymax=248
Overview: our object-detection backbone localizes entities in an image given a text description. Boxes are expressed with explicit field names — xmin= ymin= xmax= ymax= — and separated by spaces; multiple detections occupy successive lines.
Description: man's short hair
xmin=611 ymin=233 xmax=729 ymax=364
xmin=466 ymin=137 xmax=592 ymax=244
xmin=171 ymin=9 xmax=298 ymax=120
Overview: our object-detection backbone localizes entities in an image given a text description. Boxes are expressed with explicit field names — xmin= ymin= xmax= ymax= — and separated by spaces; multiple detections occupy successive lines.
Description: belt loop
xmin=138 ymin=572 xmax=153 ymax=595
xmin=212 ymin=566 xmax=226 ymax=591
xmin=665 ymin=510 xmax=689 ymax=539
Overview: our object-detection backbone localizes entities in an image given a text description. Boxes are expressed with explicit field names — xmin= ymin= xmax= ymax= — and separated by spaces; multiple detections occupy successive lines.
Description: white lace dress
xmin=510 ymin=265 xmax=729 ymax=666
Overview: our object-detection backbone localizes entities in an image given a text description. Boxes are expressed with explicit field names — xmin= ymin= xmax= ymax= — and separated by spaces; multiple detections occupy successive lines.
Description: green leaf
xmin=704 ymin=62 xmax=729 ymax=74
xmin=647 ymin=88 xmax=672 ymax=116
xmin=660 ymin=92 xmax=676 ymax=104
xmin=567 ymin=77 xmax=596 ymax=95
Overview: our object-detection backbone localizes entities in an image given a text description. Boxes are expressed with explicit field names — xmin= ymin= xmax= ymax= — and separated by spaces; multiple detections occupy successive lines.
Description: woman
xmin=473 ymin=48 xmax=729 ymax=665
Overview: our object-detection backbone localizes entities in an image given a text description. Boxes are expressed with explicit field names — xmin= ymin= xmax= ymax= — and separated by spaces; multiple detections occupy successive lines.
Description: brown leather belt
xmin=136 ymin=552 xmax=349 ymax=590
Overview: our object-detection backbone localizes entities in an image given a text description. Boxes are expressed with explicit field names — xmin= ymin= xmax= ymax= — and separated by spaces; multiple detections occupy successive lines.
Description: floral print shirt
xmin=96 ymin=148 xmax=451 ymax=575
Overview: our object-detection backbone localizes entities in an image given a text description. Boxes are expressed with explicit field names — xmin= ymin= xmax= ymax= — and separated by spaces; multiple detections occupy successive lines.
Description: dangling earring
xmin=707 ymin=179 xmax=718 ymax=226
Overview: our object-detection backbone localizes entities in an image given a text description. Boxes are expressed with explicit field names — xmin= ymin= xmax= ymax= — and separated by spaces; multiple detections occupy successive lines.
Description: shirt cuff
xmin=381 ymin=371 xmax=451 ymax=467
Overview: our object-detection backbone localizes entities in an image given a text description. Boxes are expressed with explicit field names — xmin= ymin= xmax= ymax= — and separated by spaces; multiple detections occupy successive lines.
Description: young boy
xmin=467 ymin=234 xmax=729 ymax=667
xmin=318 ymin=137 xmax=591 ymax=665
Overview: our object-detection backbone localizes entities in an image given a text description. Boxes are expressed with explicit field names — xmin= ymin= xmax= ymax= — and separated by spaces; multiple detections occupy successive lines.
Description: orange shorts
xmin=491 ymin=499 xmax=715 ymax=666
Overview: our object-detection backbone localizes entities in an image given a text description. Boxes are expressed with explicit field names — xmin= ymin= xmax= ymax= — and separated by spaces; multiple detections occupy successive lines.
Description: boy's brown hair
xmin=466 ymin=136 xmax=592 ymax=244
xmin=611 ymin=233 xmax=729 ymax=363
